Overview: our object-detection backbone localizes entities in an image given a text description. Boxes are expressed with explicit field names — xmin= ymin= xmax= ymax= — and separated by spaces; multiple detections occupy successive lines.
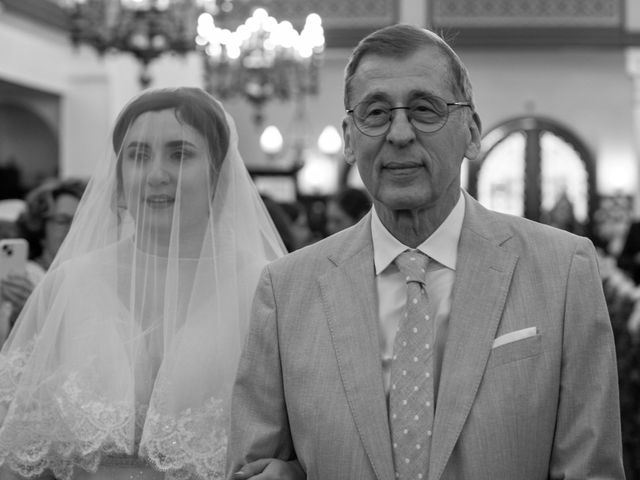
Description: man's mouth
xmin=384 ymin=163 xmax=422 ymax=172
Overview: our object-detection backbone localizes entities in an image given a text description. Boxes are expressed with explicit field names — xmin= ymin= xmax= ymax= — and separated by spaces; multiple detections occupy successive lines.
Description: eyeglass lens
xmin=352 ymin=96 xmax=452 ymax=136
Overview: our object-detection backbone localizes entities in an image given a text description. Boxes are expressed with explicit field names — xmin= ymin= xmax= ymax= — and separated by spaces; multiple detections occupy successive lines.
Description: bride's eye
xmin=169 ymin=147 xmax=196 ymax=162
xmin=126 ymin=148 xmax=150 ymax=163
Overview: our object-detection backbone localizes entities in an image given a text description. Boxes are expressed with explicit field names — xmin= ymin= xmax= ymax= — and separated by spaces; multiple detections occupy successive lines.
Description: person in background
xmin=540 ymin=191 xmax=585 ymax=236
xmin=0 ymin=179 xmax=87 ymax=345
xmin=280 ymin=201 xmax=314 ymax=249
xmin=0 ymin=199 xmax=45 ymax=345
xmin=591 ymin=195 xmax=632 ymax=259
xmin=227 ymin=24 xmax=624 ymax=479
xmin=260 ymin=195 xmax=298 ymax=253
xmin=617 ymin=219 xmax=640 ymax=284
xmin=0 ymin=87 xmax=302 ymax=480
xmin=18 ymin=177 xmax=87 ymax=271
xmin=325 ymin=187 xmax=372 ymax=235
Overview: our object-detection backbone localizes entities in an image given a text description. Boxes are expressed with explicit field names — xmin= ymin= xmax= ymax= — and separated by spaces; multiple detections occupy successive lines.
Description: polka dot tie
xmin=389 ymin=250 xmax=433 ymax=480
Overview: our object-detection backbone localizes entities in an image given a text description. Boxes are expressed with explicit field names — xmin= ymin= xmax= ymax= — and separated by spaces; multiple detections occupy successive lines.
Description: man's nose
xmin=386 ymin=109 xmax=416 ymax=146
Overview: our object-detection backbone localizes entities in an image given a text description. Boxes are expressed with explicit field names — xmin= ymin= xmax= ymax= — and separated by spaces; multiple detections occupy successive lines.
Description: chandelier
xmin=60 ymin=0 xmax=218 ymax=87
xmin=197 ymin=7 xmax=325 ymax=126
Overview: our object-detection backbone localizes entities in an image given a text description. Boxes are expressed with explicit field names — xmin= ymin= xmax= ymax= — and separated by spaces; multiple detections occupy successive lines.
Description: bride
xmin=0 ymin=88 xmax=301 ymax=479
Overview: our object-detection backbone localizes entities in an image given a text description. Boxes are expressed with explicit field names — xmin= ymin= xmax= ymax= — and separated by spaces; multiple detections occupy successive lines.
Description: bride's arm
xmin=231 ymin=458 xmax=305 ymax=480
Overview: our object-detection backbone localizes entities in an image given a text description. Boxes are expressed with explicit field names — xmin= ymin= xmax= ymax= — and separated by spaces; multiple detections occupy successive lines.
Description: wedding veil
xmin=0 ymin=87 xmax=285 ymax=479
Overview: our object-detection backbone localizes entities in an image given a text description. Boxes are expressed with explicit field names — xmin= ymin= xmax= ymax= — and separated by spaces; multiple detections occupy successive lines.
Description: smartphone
xmin=0 ymin=238 xmax=28 ymax=282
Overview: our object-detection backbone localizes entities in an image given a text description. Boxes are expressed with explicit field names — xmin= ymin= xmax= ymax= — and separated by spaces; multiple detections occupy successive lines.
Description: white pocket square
xmin=492 ymin=327 xmax=537 ymax=349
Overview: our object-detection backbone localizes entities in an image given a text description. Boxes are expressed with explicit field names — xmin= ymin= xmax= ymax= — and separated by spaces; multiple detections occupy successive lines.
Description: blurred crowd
xmin=261 ymin=187 xmax=372 ymax=252
xmin=0 ymin=177 xmax=87 ymax=342
xmin=7 ymin=178 xmax=640 ymax=345
xmin=0 ymin=177 xmax=372 ymax=345
xmin=537 ymin=191 xmax=640 ymax=478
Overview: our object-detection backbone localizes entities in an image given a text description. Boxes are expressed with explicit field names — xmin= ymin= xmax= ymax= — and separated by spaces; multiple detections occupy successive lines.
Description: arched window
xmin=467 ymin=116 xmax=596 ymax=233
xmin=0 ymin=103 xmax=59 ymax=199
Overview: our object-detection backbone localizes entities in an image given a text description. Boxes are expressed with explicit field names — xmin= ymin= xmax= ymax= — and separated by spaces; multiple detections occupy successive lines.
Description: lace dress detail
xmin=0 ymin=341 xmax=229 ymax=479
xmin=141 ymin=397 xmax=228 ymax=480
xmin=54 ymin=372 xmax=133 ymax=454
xmin=0 ymin=345 xmax=135 ymax=479
xmin=0 ymin=340 xmax=32 ymax=404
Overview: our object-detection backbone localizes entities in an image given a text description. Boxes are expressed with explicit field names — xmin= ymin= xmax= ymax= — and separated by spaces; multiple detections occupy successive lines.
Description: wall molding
xmin=8 ymin=0 xmax=640 ymax=49
xmin=2 ymin=0 xmax=68 ymax=30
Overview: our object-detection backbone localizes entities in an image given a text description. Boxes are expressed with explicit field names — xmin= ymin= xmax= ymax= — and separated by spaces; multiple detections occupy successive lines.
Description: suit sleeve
xmin=549 ymin=238 xmax=626 ymax=479
xmin=226 ymin=264 xmax=295 ymax=478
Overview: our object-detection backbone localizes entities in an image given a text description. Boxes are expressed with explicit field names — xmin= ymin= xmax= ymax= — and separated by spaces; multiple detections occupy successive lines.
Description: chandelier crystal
xmin=61 ymin=0 xmax=218 ymax=87
xmin=198 ymin=7 xmax=325 ymax=125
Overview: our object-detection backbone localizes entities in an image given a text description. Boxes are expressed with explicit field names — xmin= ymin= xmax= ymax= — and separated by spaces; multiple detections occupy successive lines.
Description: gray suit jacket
xmin=228 ymin=192 xmax=625 ymax=480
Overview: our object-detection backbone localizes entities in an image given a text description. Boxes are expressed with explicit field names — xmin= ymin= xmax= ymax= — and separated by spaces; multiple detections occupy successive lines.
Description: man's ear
xmin=342 ymin=118 xmax=356 ymax=165
xmin=464 ymin=111 xmax=482 ymax=161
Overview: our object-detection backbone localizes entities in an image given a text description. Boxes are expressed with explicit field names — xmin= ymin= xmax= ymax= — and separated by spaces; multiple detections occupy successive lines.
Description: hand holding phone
xmin=0 ymin=239 xmax=28 ymax=282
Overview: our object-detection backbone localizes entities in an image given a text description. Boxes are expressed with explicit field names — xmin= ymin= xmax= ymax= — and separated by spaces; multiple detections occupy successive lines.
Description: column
xmin=61 ymin=72 xmax=110 ymax=178
xmin=398 ymin=0 xmax=429 ymax=27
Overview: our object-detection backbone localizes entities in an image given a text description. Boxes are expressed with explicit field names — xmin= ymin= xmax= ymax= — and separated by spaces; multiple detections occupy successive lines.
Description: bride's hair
xmin=111 ymin=87 xmax=232 ymax=209
xmin=112 ymin=87 xmax=230 ymax=174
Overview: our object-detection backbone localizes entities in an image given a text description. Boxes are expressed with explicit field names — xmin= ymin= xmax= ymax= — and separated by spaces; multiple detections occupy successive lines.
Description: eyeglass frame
xmin=345 ymin=95 xmax=472 ymax=137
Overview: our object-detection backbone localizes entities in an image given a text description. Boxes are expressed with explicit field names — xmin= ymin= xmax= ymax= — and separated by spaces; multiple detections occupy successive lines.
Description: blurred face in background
xmin=325 ymin=200 xmax=353 ymax=235
xmin=42 ymin=193 xmax=80 ymax=262
xmin=291 ymin=213 xmax=312 ymax=249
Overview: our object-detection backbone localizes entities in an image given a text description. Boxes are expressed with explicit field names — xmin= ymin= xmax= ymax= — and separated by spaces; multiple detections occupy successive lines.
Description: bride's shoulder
xmin=46 ymin=240 xmax=131 ymax=282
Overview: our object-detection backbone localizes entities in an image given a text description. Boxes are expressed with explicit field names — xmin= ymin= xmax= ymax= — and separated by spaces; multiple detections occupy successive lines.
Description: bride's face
xmin=121 ymin=109 xmax=213 ymax=239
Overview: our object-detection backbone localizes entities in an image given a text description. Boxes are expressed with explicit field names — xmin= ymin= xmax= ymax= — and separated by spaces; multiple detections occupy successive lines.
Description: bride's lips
xmin=145 ymin=194 xmax=175 ymax=207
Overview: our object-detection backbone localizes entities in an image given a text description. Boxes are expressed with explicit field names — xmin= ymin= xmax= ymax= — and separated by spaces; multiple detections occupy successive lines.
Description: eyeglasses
xmin=346 ymin=95 xmax=472 ymax=137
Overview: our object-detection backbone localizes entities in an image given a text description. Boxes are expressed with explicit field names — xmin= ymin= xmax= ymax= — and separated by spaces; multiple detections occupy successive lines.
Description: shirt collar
xmin=372 ymin=192 xmax=465 ymax=275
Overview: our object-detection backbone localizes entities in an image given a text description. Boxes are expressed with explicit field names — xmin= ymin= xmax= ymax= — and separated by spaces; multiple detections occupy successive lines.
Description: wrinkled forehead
xmin=350 ymin=47 xmax=455 ymax=104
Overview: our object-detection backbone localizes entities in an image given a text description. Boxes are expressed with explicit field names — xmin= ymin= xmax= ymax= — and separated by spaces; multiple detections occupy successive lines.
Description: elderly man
xmin=228 ymin=24 xmax=625 ymax=480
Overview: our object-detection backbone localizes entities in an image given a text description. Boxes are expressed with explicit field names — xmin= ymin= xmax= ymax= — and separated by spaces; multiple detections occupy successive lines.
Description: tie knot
xmin=394 ymin=250 xmax=429 ymax=284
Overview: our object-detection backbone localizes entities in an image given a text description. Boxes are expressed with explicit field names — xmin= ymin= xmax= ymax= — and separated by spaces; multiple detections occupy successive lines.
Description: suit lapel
xmin=428 ymin=194 xmax=519 ymax=480
xmin=318 ymin=215 xmax=395 ymax=480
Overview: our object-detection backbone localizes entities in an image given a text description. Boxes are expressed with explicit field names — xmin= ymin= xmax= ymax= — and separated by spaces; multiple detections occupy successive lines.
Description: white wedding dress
xmin=0 ymin=88 xmax=285 ymax=479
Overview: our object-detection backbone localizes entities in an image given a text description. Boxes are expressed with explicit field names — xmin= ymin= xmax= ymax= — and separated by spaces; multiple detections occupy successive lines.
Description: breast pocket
xmin=486 ymin=334 xmax=543 ymax=370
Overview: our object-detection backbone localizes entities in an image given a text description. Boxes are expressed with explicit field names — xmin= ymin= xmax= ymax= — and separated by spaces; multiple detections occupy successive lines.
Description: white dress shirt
xmin=371 ymin=193 xmax=465 ymax=406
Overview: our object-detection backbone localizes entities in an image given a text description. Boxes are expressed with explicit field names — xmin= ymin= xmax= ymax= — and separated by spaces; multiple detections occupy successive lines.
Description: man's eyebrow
xmin=357 ymin=90 xmax=437 ymax=105
xmin=407 ymin=88 xmax=437 ymax=99
xmin=358 ymin=92 xmax=392 ymax=104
